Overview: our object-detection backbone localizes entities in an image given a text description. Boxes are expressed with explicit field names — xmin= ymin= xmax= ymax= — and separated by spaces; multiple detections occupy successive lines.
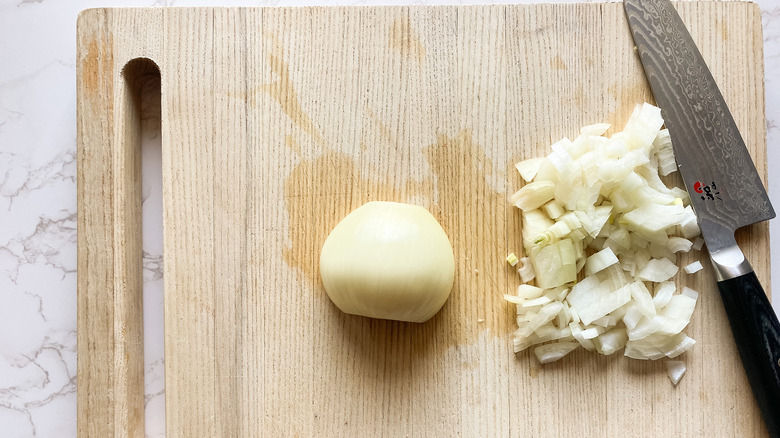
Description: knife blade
xmin=624 ymin=0 xmax=780 ymax=434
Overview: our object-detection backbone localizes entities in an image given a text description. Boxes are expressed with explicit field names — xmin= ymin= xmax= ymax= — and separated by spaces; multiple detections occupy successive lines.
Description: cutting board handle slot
xmin=116 ymin=57 xmax=163 ymax=438
xmin=125 ymin=56 xmax=167 ymax=437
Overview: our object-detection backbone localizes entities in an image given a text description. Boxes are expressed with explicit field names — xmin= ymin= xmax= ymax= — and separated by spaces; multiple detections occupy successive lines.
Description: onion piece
xmin=653 ymin=294 xmax=697 ymax=336
xmin=569 ymin=306 xmax=581 ymax=324
xmin=684 ymin=261 xmax=703 ymax=274
xmin=652 ymin=129 xmax=677 ymax=176
xmin=516 ymin=157 xmax=545 ymax=182
xmin=630 ymin=281 xmax=656 ymax=318
xmin=622 ymin=305 xmax=644 ymax=330
xmin=681 ymin=286 xmax=699 ymax=300
xmin=543 ymin=199 xmax=566 ymax=219
xmin=627 ymin=315 xmax=662 ymax=341
xmin=569 ymin=282 xmax=632 ymax=326
xmin=581 ymin=123 xmax=611 ymax=136
xmin=530 ymin=238 xmax=576 ymax=289
xmin=565 ymin=275 xmax=601 ymax=310
xmin=569 ymin=322 xmax=597 ymax=351
xmin=623 ymin=103 xmax=664 ymax=150
xmin=534 ymin=221 xmax=572 ymax=246
xmin=516 ymin=284 xmax=544 ymax=299
xmin=504 ymin=294 xmax=524 ymax=305
xmin=534 ymin=341 xmax=580 ymax=364
xmin=517 ymin=257 xmax=535 ymax=283
xmin=625 ymin=332 xmax=695 ymax=360
xmin=679 ymin=211 xmax=701 ymax=238
xmin=512 ymin=181 xmax=556 ymax=211
xmin=624 ymin=344 xmax=665 ymax=360
xmin=591 ymin=316 xmax=616 ymax=328
xmin=585 ymin=247 xmax=620 ymax=276
xmin=522 ymin=210 xmax=553 ymax=250
xmin=581 ymin=326 xmax=604 ymax=340
xmin=533 ymin=324 xmax=573 ymax=340
xmin=637 ymin=258 xmax=678 ymax=282
xmin=548 ymin=138 xmax=575 ymax=172
xmin=595 ymin=327 xmax=628 ymax=355
xmin=513 ymin=328 xmax=575 ymax=353
xmin=664 ymin=335 xmax=696 ymax=358
xmin=517 ymin=302 xmax=564 ymax=337
xmin=575 ymin=205 xmax=613 ymax=238
xmin=667 ymin=237 xmax=693 ymax=253
xmin=621 ymin=204 xmax=689 ymax=235
xmin=666 ymin=360 xmax=687 ymax=386
xmin=523 ymin=296 xmax=552 ymax=307
xmin=652 ymin=281 xmax=676 ymax=309
xmin=554 ymin=305 xmax=570 ymax=329
xmin=558 ymin=212 xmax=582 ymax=230
xmin=605 ymin=227 xmax=631 ymax=253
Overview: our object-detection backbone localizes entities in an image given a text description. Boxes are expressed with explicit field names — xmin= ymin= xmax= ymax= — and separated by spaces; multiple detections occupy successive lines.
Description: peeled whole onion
xmin=319 ymin=201 xmax=455 ymax=323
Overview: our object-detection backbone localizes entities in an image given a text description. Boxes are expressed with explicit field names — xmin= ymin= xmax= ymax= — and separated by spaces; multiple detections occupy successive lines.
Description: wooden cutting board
xmin=76 ymin=3 xmax=772 ymax=437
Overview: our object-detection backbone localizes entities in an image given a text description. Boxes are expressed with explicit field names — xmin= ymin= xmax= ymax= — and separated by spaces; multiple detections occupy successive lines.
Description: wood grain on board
xmin=77 ymin=3 xmax=771 ymax=437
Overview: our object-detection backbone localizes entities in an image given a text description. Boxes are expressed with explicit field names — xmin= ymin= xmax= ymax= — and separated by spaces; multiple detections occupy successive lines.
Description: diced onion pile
xmin=506 ymin=103 xmax=703 ymax=379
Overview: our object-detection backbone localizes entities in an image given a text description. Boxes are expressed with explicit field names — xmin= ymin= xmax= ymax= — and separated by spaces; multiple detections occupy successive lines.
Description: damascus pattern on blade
xmin=624 ymin=0 xmax=773 ymax=250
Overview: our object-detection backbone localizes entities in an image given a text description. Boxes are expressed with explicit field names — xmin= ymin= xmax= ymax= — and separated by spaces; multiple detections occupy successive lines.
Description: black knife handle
xmin=717 ymin=271 xmax=780 ymax=437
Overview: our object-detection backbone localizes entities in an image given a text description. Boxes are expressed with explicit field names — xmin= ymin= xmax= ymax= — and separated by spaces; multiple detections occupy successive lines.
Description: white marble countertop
xmin=1 ymin=0 xmax=779 ymax=437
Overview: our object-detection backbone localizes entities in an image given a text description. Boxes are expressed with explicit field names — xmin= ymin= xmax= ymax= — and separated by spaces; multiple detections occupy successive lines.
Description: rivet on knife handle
xmin=623 ymin=0 xmax=780 ymax=435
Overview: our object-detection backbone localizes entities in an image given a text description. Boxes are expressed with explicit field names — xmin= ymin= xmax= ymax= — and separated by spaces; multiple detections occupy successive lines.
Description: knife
xmin=624 ymin=0 xmax=780 ymax=434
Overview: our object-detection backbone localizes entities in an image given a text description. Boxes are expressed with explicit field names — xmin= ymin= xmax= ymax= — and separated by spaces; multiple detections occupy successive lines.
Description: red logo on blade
xmin=694 ymin=181 xmax=722 ymax=201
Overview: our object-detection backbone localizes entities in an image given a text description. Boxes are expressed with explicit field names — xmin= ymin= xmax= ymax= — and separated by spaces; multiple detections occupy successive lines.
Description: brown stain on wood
xmin=281 ymin=128 xmax=512 ymax=349
xmin=285 ymin=134 xmax=302 ymax=157
xmin=365 ymin=106 xmax=397 ymax=150
xmin=529 ymin=360 xmax=539 ymax=377
xmin=82 ymin=39 xmax=101 ymax=97
xmin=258 ymin=32 xmax=327 ymax=147
xmin=81 ymin=37 xmax=114 ymax=103
xmin=282 ymin=151 xmax=359 ymax=290
xmin=423 ymin=130 xmax=515 ymax=344
xmin=389 ymin=17 xmax=426 ymax=64
xmin=551 ymin=54 xmax=566 ymax=70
